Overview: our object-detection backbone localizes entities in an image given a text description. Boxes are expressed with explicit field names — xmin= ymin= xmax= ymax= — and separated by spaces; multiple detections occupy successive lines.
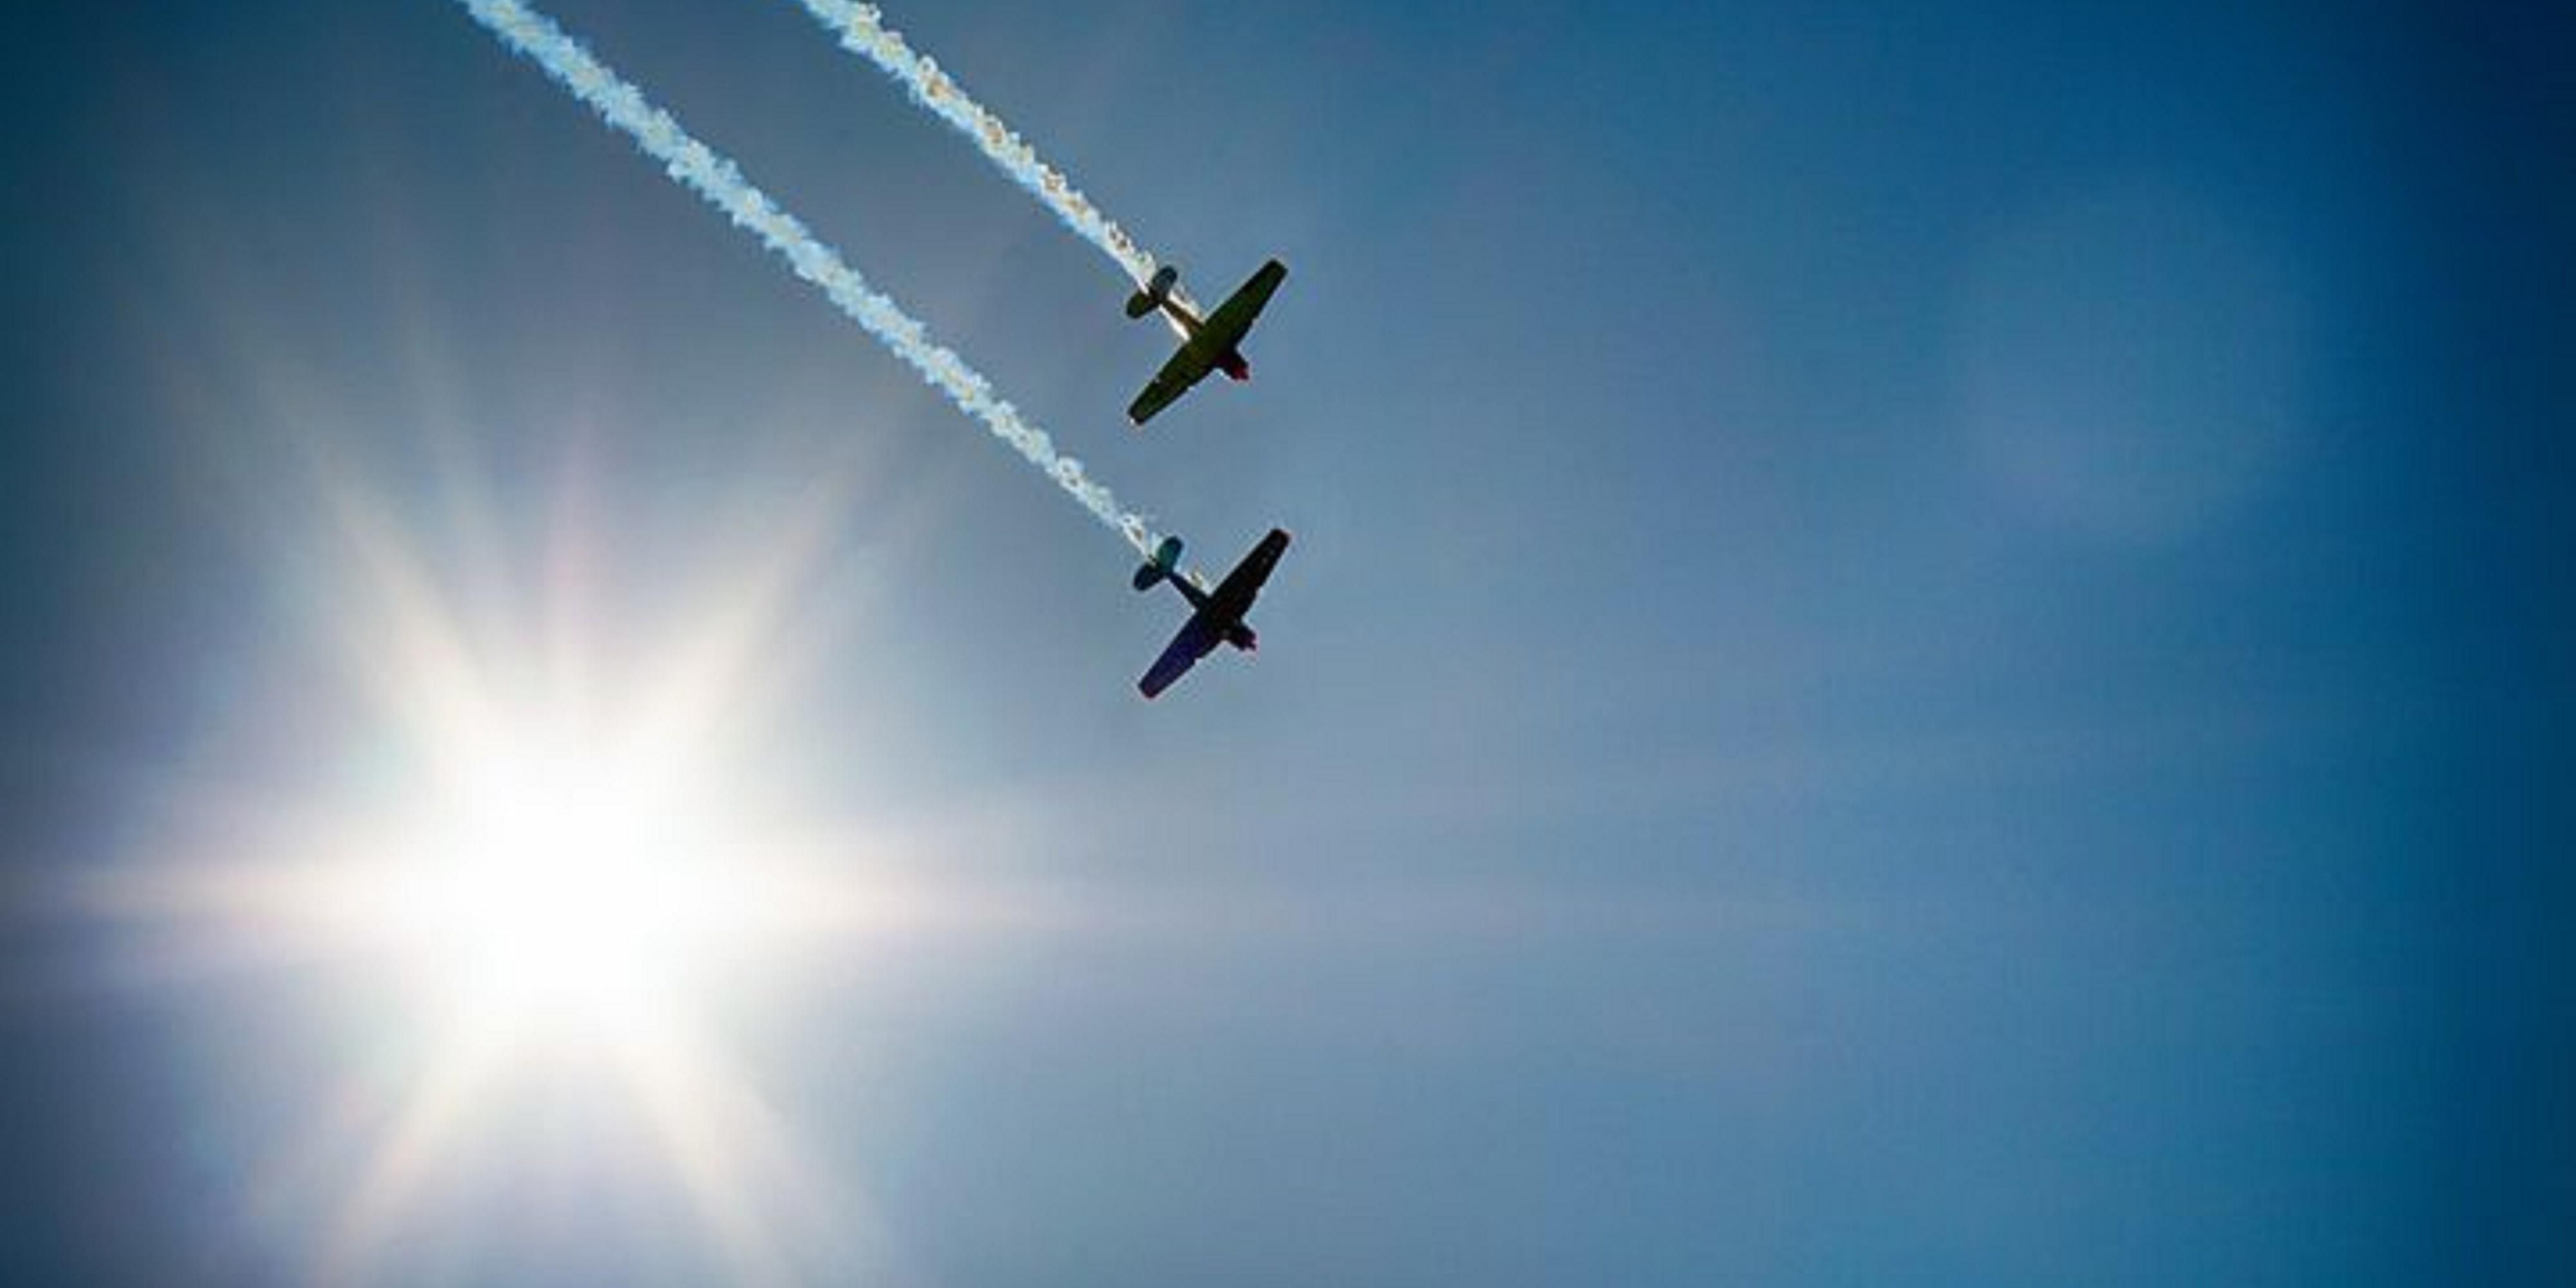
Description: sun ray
xmin=321 ymin=1019 xmax=518 ymax=1283
xmin=52 ymin=440 xmax=951 ymax=1278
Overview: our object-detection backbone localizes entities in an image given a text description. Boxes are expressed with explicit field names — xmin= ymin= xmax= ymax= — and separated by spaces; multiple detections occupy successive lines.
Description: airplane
xmin=1131 ymin=527 xmax=1291 ymax=699
xmin=1123 ymin=258 xmax=1288 ymax=426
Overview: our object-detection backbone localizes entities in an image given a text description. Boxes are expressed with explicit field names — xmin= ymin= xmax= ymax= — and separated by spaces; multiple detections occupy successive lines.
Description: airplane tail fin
xmin=1123 ymin=265 xmax=1180 ymax=319
xmin=1131 ymin=535 xmax=1184 ymax=591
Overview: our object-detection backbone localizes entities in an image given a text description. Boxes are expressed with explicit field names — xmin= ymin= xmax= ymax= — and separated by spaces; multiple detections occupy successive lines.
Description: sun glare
xmin=383 ymin=738 xmax=747 ymax=1040
xmin=232 ymin=669 xmax=896 ymax=1283
xmin=102 ymin=460 xmax=920 ymax=1280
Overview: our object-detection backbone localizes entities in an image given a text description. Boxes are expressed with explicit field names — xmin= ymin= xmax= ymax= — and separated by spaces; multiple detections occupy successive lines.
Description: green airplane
xmin=1124 ymin=258 xmax=1289 ymax=426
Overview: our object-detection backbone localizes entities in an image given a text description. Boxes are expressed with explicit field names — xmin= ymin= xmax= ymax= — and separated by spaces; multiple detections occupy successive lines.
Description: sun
xmin=379 ymin=734 xmax=752 ymax=1043
xmin=50 ymin=460 xmax=931 ymax=1282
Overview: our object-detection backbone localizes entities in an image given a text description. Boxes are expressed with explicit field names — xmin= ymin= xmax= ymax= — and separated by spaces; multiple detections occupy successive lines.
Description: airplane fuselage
xmin=1157 ymin=299 xmax=1253 ymax=382
xmin=1157 ymin=564 xmax=1257 ymax=651
xmin=1160 ymin=528 xmax=1287 ymax=649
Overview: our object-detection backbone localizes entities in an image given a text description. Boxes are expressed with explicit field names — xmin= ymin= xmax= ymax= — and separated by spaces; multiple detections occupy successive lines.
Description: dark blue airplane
xmin=1130 ymin=527 xmax=1291 ymax=699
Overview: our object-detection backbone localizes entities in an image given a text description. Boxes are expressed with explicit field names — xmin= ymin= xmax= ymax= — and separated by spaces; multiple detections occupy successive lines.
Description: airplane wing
xmin=1209 ymin=527 xmax=1291 ymax=605
xmin=1198 ymin=259 xmax=1288 ymax=351
xmin=1127 ymin=346 xmax=1213 ymax=426
xmin=1139 ymin=613 xmax=1223 ymax=699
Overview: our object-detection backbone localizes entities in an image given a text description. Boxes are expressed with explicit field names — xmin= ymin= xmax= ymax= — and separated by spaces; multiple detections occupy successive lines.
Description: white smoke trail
xmin=458 ymin=0 xmax=1158 ymax=558
xmin=786 ymin=0 xmax=1204 ymax=326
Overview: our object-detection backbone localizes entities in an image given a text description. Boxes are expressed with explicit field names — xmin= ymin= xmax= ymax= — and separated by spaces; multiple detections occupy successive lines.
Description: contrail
xmin=784 ymin=0 xmax=1204 ymax=327
xmin=458 ymin=0 xmax=1158 ymax=558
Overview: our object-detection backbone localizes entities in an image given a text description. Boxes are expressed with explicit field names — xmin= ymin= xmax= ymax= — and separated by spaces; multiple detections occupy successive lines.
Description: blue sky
xmin=0 ymin=1 xmax=2566 ymax=1283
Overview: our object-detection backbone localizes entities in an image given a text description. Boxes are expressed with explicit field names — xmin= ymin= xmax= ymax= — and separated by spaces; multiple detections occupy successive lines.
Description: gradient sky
xmin=1 ymin=1 xmax=2567 ymax=1284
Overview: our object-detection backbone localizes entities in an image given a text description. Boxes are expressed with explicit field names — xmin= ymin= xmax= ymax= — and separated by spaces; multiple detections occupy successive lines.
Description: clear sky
xmin=0 ymin=1 xmax=2567 ymax=1283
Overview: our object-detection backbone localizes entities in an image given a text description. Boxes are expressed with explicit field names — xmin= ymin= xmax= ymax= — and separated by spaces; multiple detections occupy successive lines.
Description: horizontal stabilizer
xmin=1132 ymin=535 xmax=1184 ymax=591
xmin=1124 ymin=264 xmax=1180 ymax=319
